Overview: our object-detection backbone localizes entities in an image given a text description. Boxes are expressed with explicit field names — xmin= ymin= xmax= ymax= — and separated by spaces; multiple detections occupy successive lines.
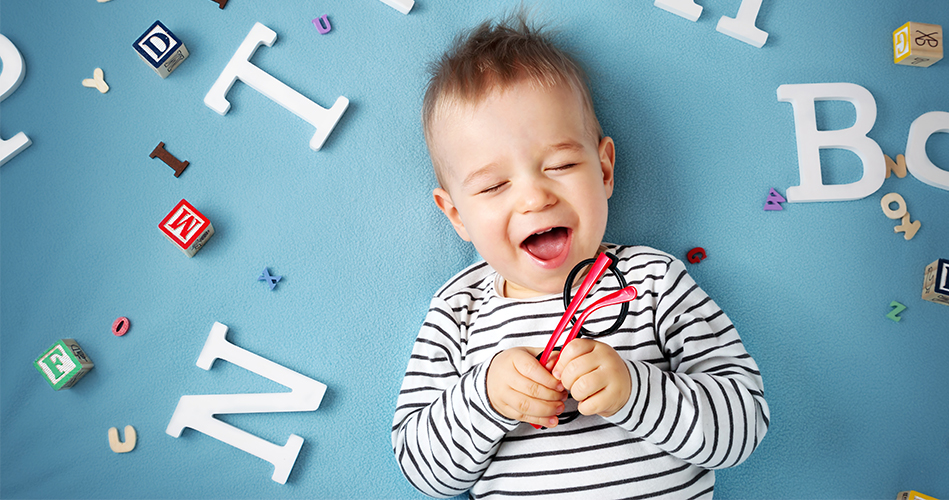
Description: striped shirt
xmin=392 ymin=245 xmax=769 ymax=499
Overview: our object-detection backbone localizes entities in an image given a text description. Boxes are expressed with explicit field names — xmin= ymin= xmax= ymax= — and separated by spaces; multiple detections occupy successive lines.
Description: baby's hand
xmin=487 ymin=347 xmax=568 ymax=428
xmin=549 ymin=339 xmax=631 ymax=418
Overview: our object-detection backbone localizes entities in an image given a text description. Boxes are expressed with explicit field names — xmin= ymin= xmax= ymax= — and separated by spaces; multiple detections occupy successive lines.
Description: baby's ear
xmin=433 ymin=188 xmax=471 ymax=241
xmin=598 ymin=136 xmax=616 ymax=197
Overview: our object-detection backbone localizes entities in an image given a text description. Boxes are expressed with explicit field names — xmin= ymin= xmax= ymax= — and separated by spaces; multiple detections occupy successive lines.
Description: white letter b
xmin=777 ymin=83 xmax=885 ymax=202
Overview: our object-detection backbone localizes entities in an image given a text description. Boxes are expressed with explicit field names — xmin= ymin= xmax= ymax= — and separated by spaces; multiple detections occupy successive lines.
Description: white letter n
xmin=165 ymin=322 xmax=327 ymax=484
xmin=777 ymin=83 xmax=885 ymax=202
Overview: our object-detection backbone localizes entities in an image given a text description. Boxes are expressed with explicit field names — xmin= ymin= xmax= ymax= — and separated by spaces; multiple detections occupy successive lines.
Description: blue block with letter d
xmin=133 ymin=20 xmax=189 ymax=78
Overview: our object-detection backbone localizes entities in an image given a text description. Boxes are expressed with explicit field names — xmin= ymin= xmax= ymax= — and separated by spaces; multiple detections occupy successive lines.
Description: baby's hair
xmin=422 ymin=9 xmax=602 ymax=188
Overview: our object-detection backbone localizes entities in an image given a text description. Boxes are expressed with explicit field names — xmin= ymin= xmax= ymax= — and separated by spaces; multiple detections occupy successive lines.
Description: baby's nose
xmin=515 ymin=181 xmax=557 ymax=213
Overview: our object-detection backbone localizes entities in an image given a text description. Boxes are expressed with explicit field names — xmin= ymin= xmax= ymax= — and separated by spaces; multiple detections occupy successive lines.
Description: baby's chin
xmin=501 ymin=273 xmax=569 ymax=299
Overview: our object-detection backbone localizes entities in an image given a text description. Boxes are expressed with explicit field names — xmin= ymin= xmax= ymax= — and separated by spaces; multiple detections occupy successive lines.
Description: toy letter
xmin=204 ymin=22 xmax=349 ymax=151
xmin=886 ymin=301 xmax=906 ymax=322
xmin=43 ymin=349 xmax=74 ymax=379
xmin=894 ymin=213 xmax=921 ymax=240
xmin=654 ymin=0 xmax=703 ymax=22
xmin=313 ymin=15 xmax=332 ymax=34
xmin=687 ymin=247 xmax=707 ymax=263
xmin=777 ymin=83 xmax=885 ymax=202
xmin=905 ymin=111 xmax=949 ymax=191
xmin=150 ymin=142 xmax=189 ymax=177
xmin=141 ymin=32 xmax=171 ymax=61
xmin=0 ymin=34 xmax=32 ymax=167
xmin=378 ymin=0 xmax=414 ymax=14
xmin=654 ymin=0 xmax=768 ymax=47
xmin=885 ymin=154 xmax=907 ymax=179
xmin=109 ymin=426 xmax=137 ymax=453
xmin=166 ymin=322 xmax=327 ymax=484
xmin=716 ymin=0 xmax=768 ymax=47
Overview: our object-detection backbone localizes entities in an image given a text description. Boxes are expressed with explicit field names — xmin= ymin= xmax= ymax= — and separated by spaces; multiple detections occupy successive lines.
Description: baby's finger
xmin=529 ymin=415 xmax=561 ymax=429
xmin=566 ymin=368 xmax=608 ymax=402
xmin=553 ymin=353 xmax=599 ymax=388
xmin=542 ymin=349 xmax=561 ymax=371
xmin=576 ymin=389 xmax=610 ymax=416
xmin=551 ymin=339 xmax=596 ymax=378
xmin=513 ymin=350 xmax=563 ymax=390
xmin=498 ymin=397 xmax=564 ymax=425
xmin=576 ymin=385 xmax=626 ymax=417
xmin=509 ymin=375 xmax=567 ymax=403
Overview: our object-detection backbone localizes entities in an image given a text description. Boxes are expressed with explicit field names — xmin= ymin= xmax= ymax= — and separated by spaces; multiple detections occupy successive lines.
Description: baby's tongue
xmin=523 ymin=227 xmax=568 ymax=261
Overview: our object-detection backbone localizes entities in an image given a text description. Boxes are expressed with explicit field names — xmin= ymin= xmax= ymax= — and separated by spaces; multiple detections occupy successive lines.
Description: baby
xmin=392 ymin=12 xmax=769 ymax=499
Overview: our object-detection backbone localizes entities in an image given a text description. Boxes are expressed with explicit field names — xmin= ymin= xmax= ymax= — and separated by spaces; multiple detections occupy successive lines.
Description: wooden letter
xmin=109 ymin=425 xmax=137 ymax=453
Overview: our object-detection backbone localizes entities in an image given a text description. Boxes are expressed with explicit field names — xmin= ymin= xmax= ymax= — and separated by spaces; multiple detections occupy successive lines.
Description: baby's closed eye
xmin=478 ymin=181 xmax=508 ymax=194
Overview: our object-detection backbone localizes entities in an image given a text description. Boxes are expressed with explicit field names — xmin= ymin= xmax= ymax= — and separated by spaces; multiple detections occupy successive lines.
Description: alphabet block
xmin=159 ymin=199 xmax=214 ymax=257
xmin=893 ymin=22 xmax=943 ymax=67
xmin=897 ymin=491 xmax=940 ymax=500
xmin=922 ymin=258 xmax=949 ymax=306
xmin=133 ymin=21 xmax=189 ymax=78
xmin=34 ymin=339 xmax=94 ymax=390
xmin=166 ymin=322 xmax=327 ymax=484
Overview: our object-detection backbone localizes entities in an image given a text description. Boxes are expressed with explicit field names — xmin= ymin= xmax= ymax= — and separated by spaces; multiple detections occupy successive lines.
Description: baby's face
xmin=430 ymin=80 xmax=615 ymax=298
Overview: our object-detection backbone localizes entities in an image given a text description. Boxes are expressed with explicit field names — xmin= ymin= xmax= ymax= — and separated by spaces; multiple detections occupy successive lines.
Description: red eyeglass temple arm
xmin=537 ymin=252 xmax=613 ymax=366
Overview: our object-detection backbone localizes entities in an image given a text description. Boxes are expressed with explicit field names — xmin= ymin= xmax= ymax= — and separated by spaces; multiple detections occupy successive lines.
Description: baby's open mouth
xmin=521 ymin=227 xmax=570 ymax=262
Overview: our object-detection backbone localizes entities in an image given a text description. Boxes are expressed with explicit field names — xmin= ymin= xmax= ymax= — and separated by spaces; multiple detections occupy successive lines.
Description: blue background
xmin=1 ymin=0 xmax=947 ymax=498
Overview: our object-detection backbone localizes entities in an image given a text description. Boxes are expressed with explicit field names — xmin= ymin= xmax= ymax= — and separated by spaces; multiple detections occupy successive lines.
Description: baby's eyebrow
xmin=546 ymin=140 xmax=585 ymax=154
xmin=461 ymin=164 xmax=500 ymax=190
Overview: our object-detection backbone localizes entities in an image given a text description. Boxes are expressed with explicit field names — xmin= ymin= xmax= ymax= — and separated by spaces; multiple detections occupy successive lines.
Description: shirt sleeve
xmin=391 ymin=296 xmax=520 ymax=498
xmin=604 ymin=258 xmax=770 ymax=470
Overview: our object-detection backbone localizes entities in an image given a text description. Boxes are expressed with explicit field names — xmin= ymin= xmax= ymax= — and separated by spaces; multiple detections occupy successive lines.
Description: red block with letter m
xmin=159 ymin=199 xmax=214 ymax=257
